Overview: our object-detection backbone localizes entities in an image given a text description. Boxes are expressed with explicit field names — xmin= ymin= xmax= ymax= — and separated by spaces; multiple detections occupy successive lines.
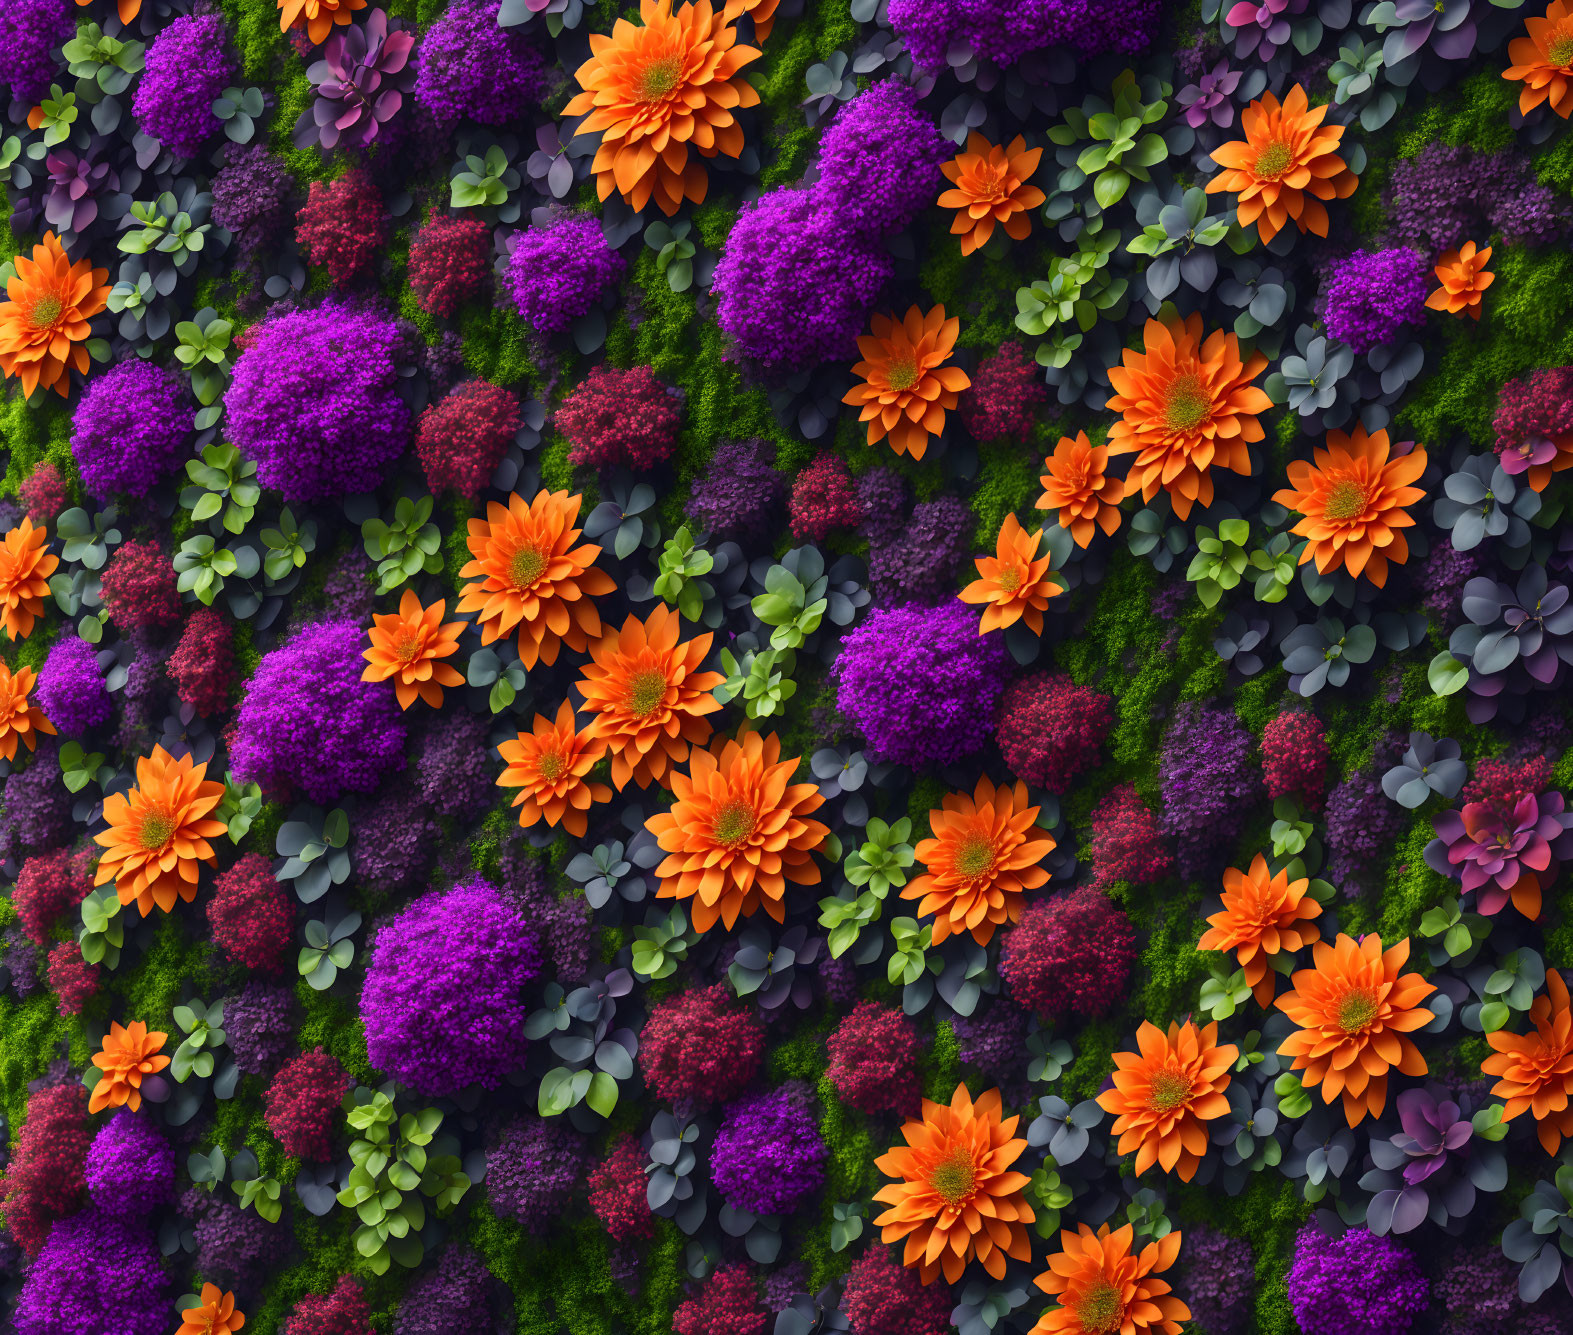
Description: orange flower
xmin=1097 ymin=1021 xmax=1237 ymax=1182
xmin=873 ymin=1084 xmax=1035 ymax=1285
xmin=938 ymin=133 xmax=1046 ymax=256
xmin=1426 ymin=241 xmax=1494 ymax=320
xmin=843 ymin=305 xmax=972 ymax=461
xmin=178 ymin=1284 xmax=246 ymax=1335
xmin=1036 ymin=431 xmax=1124 ymax=548
xmin=1031 ymin=1224 xmax=1189 ymax=1335
xmin=577 ymin=605 xmax=725 ymax=790
xmin=92 ymin=745 xmax=227 ymax=916
xmin=564 ymin=0 xmax=762 ymax=216
xmin=0 ymin=662 xmax=55 ymax=762
xmin=904 ymin=777 xmax=1056 ymax=947
xmin=958 ymin=514 xmax=1062 ymax=636
xmin=1198 ymin=854 xmax=1323 ymax=1008
xmin=496 ymin=700 xmax=612 ymax=839
xmin=361 ymin=589 xmax=466 ymax=710
xmin=1275 ymin=933 xmax=1435 ymax=1126
xmin=0 ymin=231 xmax=109 ymax=400
xmin=89 ymin=1020 xmax=169 ymax=1114
xmin=277 ymin=0 xmax=366 ymax=45
xmin=646 ymin=730 xmax=828 ymax=932
xmin=1204 ymin=83 xmax=1358 ymax=244
xmin=77 ymin=0 xmax=141 ymax=24
xmin=722 ymin=0 xmax=779 ymax=40
xmin=1483 ymin=968 xmax=1573 ymax=1156
xmin=0 ymin=517 xmax=59 ymax=642
xmin=1105 ymin=313 xmax=1270 ymax=520
xmin=1505 ymin=1 xmax=1573 ymax=118
xmin=1272 ymin=427 xmax=1427 ymax=589
xmin=457 ymin=489 xmax=614 ymax=670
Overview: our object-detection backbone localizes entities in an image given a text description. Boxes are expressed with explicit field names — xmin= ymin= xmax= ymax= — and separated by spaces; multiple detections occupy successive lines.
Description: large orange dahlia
xmin=277 ymin=0 xmax=366 ymax=46
xmin=0 ymin=518 xmax=59 ymax=643
xmin=938 ymin=133 xmax=1046 ymax=256
xmin=645 ymin=730 xmax=828 ymax=932
xmin=1037 ymin=431 xmax=1125 ymax=548
xmin=93 ymin=746 xmax=227 ymax=916
xmin=361 ymin=589 xmax=466 ymax=710
xmin=0 ymin=231 xmax=109 ymax=400
xmin=457 ymin=489 xmax=615 ymax=669
xmin=565 ymin=0 xmax=762 ymax=216
xmin=873 ymin=1084 xmax=1035 ymax=1285
xmin=1197 ymin=854 xmax=1322 ymax=1008
xmin=1275 ymin=933 xmax=1435 ymax=1126
xmin=958 ymin=513 xmax=1063 ymax=636
xmin=496 ymin=700 xmax=612 ymax=839
xmin=1505 ymin=2 xmax=1573 ymax=118
xmin=1097 ymin=1020 xmax=1237 ymax=1182
xmin=1031 ymin=1224 xmax=1189 ymax=1335
xmin=903 ymin=777 xmax=1056 ymax=947
xmin=1105 ymin=313 xmax=1270 ymax=520
xmin=1483 ymin=968 xmax=1573 ymax=1155
xmin=577 ymin=605 xmax=725 ymax=790
xmin=843 ymin=305 xmax=972 ymax=461
xmin=89 ymin=1020 xmax=170 ymax=1114
xmin=0 ymin=662 xmax=55 ymax=762
xmin=1272 ymin=427 xmax=1426 ymax=588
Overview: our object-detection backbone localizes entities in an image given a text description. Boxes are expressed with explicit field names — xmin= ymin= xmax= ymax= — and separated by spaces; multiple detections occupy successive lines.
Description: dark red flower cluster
xmin=295 ymin=168 xmax=385 ymax=288
xmin=999 ymin=885 xmax=1136 ymax=1024
xmin=0 ymin=1083 xmax=91 ymax=1255
xmin=825 ymin=1000 xmax=921 ymax=1116
xmin=1262 ymin=710 xmax=1330 ymax=811
xmin=841 ymin=1244 xmax=952 ymax=1335
xmin=959 ymin=341 xmax=1048 ymax=443
xmin=1087 ymin=782 xmax=1172 ymax=888
xmin=995 ymin=672 xmax=1114 ymax=792
xmin=207 ymin=851 xmax=293 ymax=972
xmin=587 ymin=1133 xmax=655 ymax=1243
xmin=408 ymin=212 xmax=491 ymax=318
xmin=264 ymin=1048 xmax=351 ymax=1162
xmin=1462 ymin=753 xmax=1553 ymax=816
xmin=45 ymin=940 xmax=99 ymax=1015
xmin=18 ymin=460 xmax=68 ymax=522
xmin=1492 ymin=365 xmax=1573 ymax=456
xmin=99 ymin=539 xmax=180 ymax=631
xmin=789 ymin=454 xmax=861 ymax=542
xmin=556 ymin=364 xmax=682 ymax=472
xmin=167 ymin=607 xmax=236 ymax=716
xmin=417 ymin=379 xmax=522 ymax=500
xmin=672 ymin=1265 xmax=767 ymax=1335
xmin=638 ymin=983 xmax=764 ymax=1108
xmin=13 ymin=847 xmax=93 ymax=944
xmin=282 ymin=1274 xmax=374 ymax=1335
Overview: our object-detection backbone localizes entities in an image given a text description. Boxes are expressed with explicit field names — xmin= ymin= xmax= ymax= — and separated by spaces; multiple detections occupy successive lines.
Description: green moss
xmin=0 ymin=988 xmax=75 ymax=1132
xmin=294 ymin=985 xmax=373 ymax=1086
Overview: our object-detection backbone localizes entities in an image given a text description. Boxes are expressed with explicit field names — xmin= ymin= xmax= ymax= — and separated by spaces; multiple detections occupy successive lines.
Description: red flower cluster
xmin=995 ymin=672 xmax=1114 ymax=792
xmin=638 ymin=983 xmax=764 ymax=1108
xmin=789 ymin=454 xmax=861 ymax=542
xmin=1262 ymin=710 xmax=1330 ymax=811
xmin=1461 ymin=753 xmax=1553 ymax=815
xmin=46 ymin=940 xmax=100 ymax=1015
xmin=282 ymin=1275 xmax=374 ymax=1335
xmin=588 ymin=1133 xmax=654 ymax=1243
xmin=417 ymin=379 xmax=522 ymax=500
xmin=100 ymin=539 xmax=180 ymax=630
xmin=826 ymin=1000 xmax=922 ymax=1116
xmin=672 ymin=1265 xmax=767 ymax=1335
xmin=999 ymin=885 xmax=1136 ymax=1024
xmin=207 ymin=852 xmax=293 ymax=972
xmin=264 ymin=1048 xmax=351 ymax=1162
xmin=408 ymin=212 xmax=491 ymax=318
xmin=959 ymin=341 xmax=1048 ymax=443
xmin=0 ymin=1083 xmax=91 ymax=1255
xmin=13 ymin=846 xmax=93 ymax=943
xmin=295 ymin=168 xmax=384 ymax=288
xmin=18 ymin=460 xmax=68 ymax=523
xmin=557 ymin=364 xmax=682 ymax=472
xmin=1088 ymin=782 xmax=1173 ymax=889
xmin=168 ymin=607 xmax=236 ymax=716
xmin=841 ymin=1244 xmax=953 ymax=1335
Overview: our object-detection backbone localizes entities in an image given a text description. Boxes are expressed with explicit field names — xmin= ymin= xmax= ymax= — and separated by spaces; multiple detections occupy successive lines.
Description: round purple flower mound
xmin=414 ymin=0 xmax=549 ymax=126
xmin=395 ymin=1246 xmax=493 ymax=1334
xmin=1 ymin=742 xmax=72 ymax=859
xmin=1436 ymin=1246 xmax=1573 ymax=1335
xmin=709 ymin=1087 xmax=827 ymax=1217
xmin=507 ymin=215 xmax=626 ymax=336
xmin=223 ymin=302 xmax=411 ymax=503
xmin=360 ymin=876 xmax=540 ymax=1096
xmin=1320 ymin=249 xmax=1430 ymax=353
xmin=229 ymin=619 xmax=407 ymax=802
xmin=1158 ymin=701 xmax=1261 ymax=881
xmin=224 ymin=981 xmax=296 ymax=1075
xmin=190 ymin=1195 xmax=287 ymax=1291
xmin=1286 ymin=1225 xmax=1429 ymax=1335
xmin=70 ymin=360 xmax=194 ymax=499
xmin=2 ymin=0 xmax=75 ymax=108
xmin=1325 ymin=764 xmax=1407 ymax=895
xmin=685 ymin=438 xmax=786 ymax=545
xmin=814 ymin=81 xmax=951 ymax=240
xmin=83 ymin=1109 xmax=174 ymax=1217
xmin=1176 ymin=1223 xmax=1254 ymax=1335
xmin=487 ymin=1117 xmax=587 ymax=1233
xmin=15 ymin=1207 xmax=169 ymax=1335
xmin=833 ymin=601 xmax=1011 ymax=769
xmin=35 ymin=635 xmax=110 ymax=737
xmin=131 ymin=13 xmax=235 ymax=159
xmin=889 ymin=0 xmax=1160 ymax=69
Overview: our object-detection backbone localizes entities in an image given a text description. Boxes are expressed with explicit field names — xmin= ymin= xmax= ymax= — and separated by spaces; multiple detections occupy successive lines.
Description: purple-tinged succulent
xmin=42 ymin=150 xmax=120 ymax=236
xmin=293 ymin=9 xmax=415 ymax=152
xmin=1223 ymin=0 xmax=1309 ymax=63
xmin=1424 ymin=791 xmax=1573 ymax=919
xmin=1178 ymin=60 xmax=1241 ymax=128
xmin=1502 ymin=1170 xmax=1573 ymax=1303
xmin=1366 ymin=0 xmax=1477 ymax=67
xmin=1449 ymin=567 xmax=1573 ymax=721
xmin=1358 ymin=1087 xmax=1505 ymax=1235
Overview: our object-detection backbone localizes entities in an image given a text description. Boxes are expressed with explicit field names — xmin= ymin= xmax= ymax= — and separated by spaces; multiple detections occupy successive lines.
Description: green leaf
xmin=584 ymin=1070 xmax=619 ymax=1118
xmin=1428 ymin=650 xmax=1468 ymax=697
xmin=1092 ymin=168 xmax=1131 ymax=209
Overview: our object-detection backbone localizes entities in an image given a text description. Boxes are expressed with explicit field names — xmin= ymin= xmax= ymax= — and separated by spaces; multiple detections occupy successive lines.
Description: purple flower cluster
xmin=814 ymin=81 xmax=951 ymax=240
xmin=131 ymin=13 xmax=235 ymax=159
xmin=1325 ymin=764 xmax=1407 ymax=894
xmin=14 ymin=1208 xmax=169 ymax=1335
xmin=1286 ymin=1225 xmax=1428 ymax=1335
xmin=1386 ymin=145 xmax=1572 ymax=251
xmin=2 ymin=0 xmax=75 ymax=108
xmin=35 ymin=635 xmax=110 ymax=737
xmin=684 ymin=439 xmax=786 ymax=545
xmin=507 ymin=215 xmax=626 ymax=336
xmin=1 ymin=743 xmax=72 ymax=859
xmin=710 ymin=1086 xmax=827 ymax=1216
xmin=190 ymin=1194 xmax=288 ymax=1291
xmin=867 ymin=495 xmax=974 ymax=604
xmin=395 ymin=1247 xmax=494 ymax=1334
xmin=353 ymin=783 xmax=439 ymax=897
xmin=888 ymin=0 xmax=1160 ymax=68
xmin=414 ymin=711 xmax=495 ymax=821
xmin=950 ymin=1003 xmax=1031 ymax=1105
xmin=856 ymin=466 xmax=908 ymax=545
xmin=414 ymin=0 xmax=550 ymax=126
xmin=360 ymin=876 xmax=540 ymax=1096
xmin=224 ymin=981 xmax=296 ymax=1075
xmin=1437 ymin=1247 xmax=1573 ymax=1335
xmin=212 ymin=145 xmax=296 ymax=271
xmin=1320 ymin=249 xmax=1429 ymax=353
xmin=486 ymin=1117 xmax=588 ymax=1232
xmin=70 ymin=360 xmax=194 ymax=499
xmin=1158 ymin=702 xmax=1261 ymax=881
xmin=1176 ymin=1224 xmax=1255 ymax=1335
xmin=83 ymin=1109 xmax=174 ymax=1217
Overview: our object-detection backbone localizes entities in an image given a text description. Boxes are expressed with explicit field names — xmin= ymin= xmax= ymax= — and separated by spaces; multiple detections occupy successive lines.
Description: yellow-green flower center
xmin=1253 ymin=140 xmax=1294 ymax=180
xmin=1074 ymin=1281 xmax=1125 ymax=1335
xmin=927 ymin=1148 xmax=977 ymax=1206
xmin=626 ymin=669 xmax=669 ymax=718
xmin=995 ymin=566 xmax=1024 ymax=594
xmin=1337 ymin=986 xmax=1380 ymax=1034
xmin=635 ymin=54 xmax=683 ymax=102
xmin=1145 ymin=1066 xmax=1195 ymax=1113
xmin=138 ymin=810 xmax=176 ymax=851
xmin=508 ymin=545 xmax=548 ymax=590
xmin=954 ymin=831 xmax=996 ymax=879
xmin=1549 ymin=33 xmax=1573 ymax=66
xmin=1323 ymin=478 xmax=1370 ymax=522
xmin=27 ymin=294 xmax=63 ymax=330
xmin=712 ymin=797 xmax=756 ymax=848
xmin=395 ymin=633 xmax=422 ymax=664
xmin=885 ymin=355 xmax=920 ymax=393
xmin=1162 ymin=374 xmax=1212 ymax=435
xmin=536 ymin=749 xmax=568 ymax=782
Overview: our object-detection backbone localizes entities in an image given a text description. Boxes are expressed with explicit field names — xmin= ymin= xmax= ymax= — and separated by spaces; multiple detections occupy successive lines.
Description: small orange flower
xmin=457 ymin=489 xmax=615 ymax=670
xmin=1275 ymin=933 xmax=1435 ymax=1126
xmin=361 ymin=589 xmax=466 ymax=710
xmin=1426 ymin=241 xmax=1494 ymax=320
xmin=178 ymin=1284 xmax=246 ymax=1335
xmin=1105 ymin=313 xmax=1270 ymax=520
xmin=1031 ymin=1224 xmax=1189 ymax=1335
xmin=564 ymin=0 xmax=762 ymax=216
xmin=277 ymin=0 xmax=366 ymax=45
xmin=646 ymin=730 xmax=828 ymax=932
xmin=0 ymin=662 xmax=55 ymax=762
xmin=938 ymin=133 xmax=1046 ymax=256
xmin=958 ymin=514 xmax=1062 ymax=636
xmin=0 ymin=230 xmax=110 ymax=400
xmin=89 ymin=1020 xmax=169 ymax=1114
xmin=904 ymin=777 xmax=1056 ymax=947
xmin=1483 ymin=968 xmax=1573 ymax=1156
xmin=0 ymin=518 xmax=59 ymax=642
xmin=496 ymin=700 xmax=612 ymax=839
xmin=1036 ymin=431 xmax=1124 ymax=548
xmin=1505 ymin=1 xmax=1573 ymax=118
xmin=1097 ymin=1021 xmax=1237 ymax=1182
xmin=1272 ymin=427 xmax=1427 ymax=589
xmin=843 ymin=305 xmax=972 ymax=461
xmin=93 ymin=746 xmax=227 ymax=916
xmin=577 ymin=605 xmax=725 ymax=790
xmin=1205 ymin=83 xmax=1358 ymax=244
xmin=874 ymin=1084 xmax=1035 ymax=1285
xmin=722 ymin=0 xmax=779 ymax=40
xmin=1198 ymin=854 xmax=1323 ymax=1008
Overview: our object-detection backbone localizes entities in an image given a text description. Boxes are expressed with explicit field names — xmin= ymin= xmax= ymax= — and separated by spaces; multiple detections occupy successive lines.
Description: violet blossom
xmin=1424 ymin=791 xmax=1573 ymax=918
xmin=1178 ymin=60 xmax=1241 ymax=129
xmin=1359 ymin=1087 xmax=1504 ymax=1235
